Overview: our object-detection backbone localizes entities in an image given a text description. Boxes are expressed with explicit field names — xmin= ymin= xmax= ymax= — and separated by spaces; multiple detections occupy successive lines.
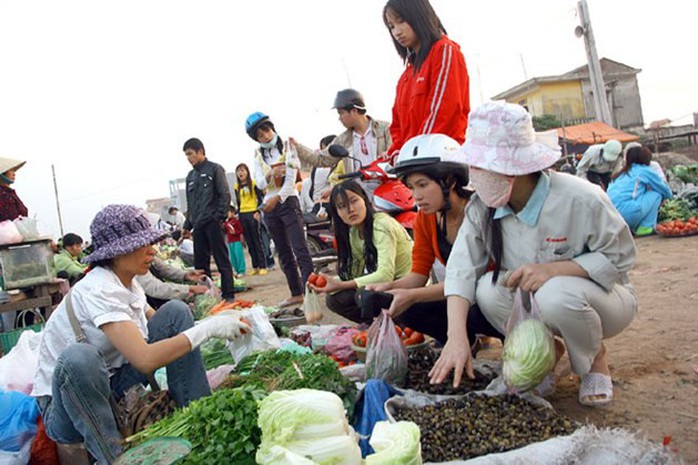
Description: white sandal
xmin=578 ymin=372 xmax=613 ymax=407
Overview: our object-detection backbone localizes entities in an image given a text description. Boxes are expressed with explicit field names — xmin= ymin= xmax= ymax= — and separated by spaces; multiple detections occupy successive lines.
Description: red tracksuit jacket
xmin=388 ymin=35 xmax=470 ymax=154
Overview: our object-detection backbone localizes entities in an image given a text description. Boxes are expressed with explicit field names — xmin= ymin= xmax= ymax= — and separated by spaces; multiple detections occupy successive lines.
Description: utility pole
xmin=51 ymin=164 xmax=65 ymax=238
xmin=576 ymin=0 xmax=613 ymax=126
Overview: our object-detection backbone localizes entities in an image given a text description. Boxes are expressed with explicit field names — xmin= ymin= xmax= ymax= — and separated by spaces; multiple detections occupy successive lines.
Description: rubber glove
xmin=183 ymin=313 xmax=251 ymax=349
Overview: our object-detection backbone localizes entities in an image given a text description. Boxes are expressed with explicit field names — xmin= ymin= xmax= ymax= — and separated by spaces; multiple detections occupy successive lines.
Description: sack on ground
xmin=365 ymin=311 xmax=408 ymax=385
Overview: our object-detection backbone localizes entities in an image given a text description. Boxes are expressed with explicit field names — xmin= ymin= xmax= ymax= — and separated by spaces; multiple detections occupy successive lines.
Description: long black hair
xmin=235 ymin=163 xmax=252 ymax=189
xmin=383 ymin=0 xmax=447 ymax=72
xmin=328 ymin=181 xmax=378 ymax=281
xmin=612 ymin=146 xmax=652 ymax=180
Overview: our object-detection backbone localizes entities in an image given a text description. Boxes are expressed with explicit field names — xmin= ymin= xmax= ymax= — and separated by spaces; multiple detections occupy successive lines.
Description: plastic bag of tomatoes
xmin=365 ymin=310 xmax=408 ymax=385
xmin=656 ymin=217 xmax=698 ymax=237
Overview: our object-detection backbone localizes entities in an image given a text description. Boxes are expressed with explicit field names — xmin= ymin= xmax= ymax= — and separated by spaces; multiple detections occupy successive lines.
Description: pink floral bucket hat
xmin=84 ymin=204 xmax=169 ymax=263
xmin=457 ymin=102 xmax=561 ymax=175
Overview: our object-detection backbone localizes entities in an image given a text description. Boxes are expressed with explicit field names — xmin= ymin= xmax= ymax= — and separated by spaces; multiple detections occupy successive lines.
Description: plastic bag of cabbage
xmin=255 ymin=389 xmax=362 ymax=465
xmin=502 ymin=290 xmax=555 ymax=392
xmin=366 ymin=421 xmax=422 ymax=465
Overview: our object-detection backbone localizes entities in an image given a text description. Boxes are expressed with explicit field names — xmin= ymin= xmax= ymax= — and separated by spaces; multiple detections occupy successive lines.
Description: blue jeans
xmin=38 ymin=300 xmax=210 ymax=464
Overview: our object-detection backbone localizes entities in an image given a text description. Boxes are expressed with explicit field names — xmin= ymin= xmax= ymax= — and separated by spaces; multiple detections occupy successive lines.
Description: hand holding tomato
xmin=309 ymin=273 xmax=342 ymax=293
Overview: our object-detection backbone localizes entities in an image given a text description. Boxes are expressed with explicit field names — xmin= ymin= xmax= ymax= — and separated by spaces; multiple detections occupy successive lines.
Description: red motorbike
xmin=330 ymin=145 xmax=417 ymax=230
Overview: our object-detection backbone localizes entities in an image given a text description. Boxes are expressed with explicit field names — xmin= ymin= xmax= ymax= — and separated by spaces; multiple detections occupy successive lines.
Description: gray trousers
xmin=476 ymin=273 xmax=637 ymax=375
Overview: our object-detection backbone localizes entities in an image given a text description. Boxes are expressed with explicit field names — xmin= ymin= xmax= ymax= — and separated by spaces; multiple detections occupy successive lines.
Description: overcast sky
xmin=1 ymin=0 xmax=695 ymax=239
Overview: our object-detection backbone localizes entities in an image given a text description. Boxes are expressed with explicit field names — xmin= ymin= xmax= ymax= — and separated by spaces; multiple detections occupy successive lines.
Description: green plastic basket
xmin=0 ymin=309 xmax=44 ymax=355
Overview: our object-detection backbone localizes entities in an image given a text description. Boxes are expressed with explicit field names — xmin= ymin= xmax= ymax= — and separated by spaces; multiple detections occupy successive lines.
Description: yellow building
xmin=493 ymin=58 xmax=644 ymax=132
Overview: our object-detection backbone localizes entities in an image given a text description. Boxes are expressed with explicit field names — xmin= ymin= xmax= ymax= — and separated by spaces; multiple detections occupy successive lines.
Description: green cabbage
xmin=256 ymin=389 xmax=361 ymax=465
xmin=502 ymin=318 xmax=555 ymax=392
xmin=366 ymin=421 xmax=422 ymax=465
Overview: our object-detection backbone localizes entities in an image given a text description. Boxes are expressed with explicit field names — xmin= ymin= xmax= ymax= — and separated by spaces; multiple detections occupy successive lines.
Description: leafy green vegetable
xmin=200 ymin=338 xmax=234 ymax=370
xmin=502 ymin=319 xmax=555 ymax=392
xmin=658 ymin=198 xmax=695 ymax=222
xmin=193 ymin=293 xmax=220 ymax=320
xmin=228 ymin=350 xmax=356 ymax=410
xmin=256 ymin=389 xmax=362 ymax=465
xmin=668 ymin=164 xmax=698 ymax=184
xmin=127 ymin=385 xmax=266 ymax=465
xmin=366 ymin=421 xmax=422 ymax=465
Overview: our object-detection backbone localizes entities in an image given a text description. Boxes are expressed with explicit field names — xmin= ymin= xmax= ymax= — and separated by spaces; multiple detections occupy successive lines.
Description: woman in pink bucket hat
xmin=31 ymin=205 xmax=252 ymax=463
xmin=430 ymin=102 xmax=637 ymax=407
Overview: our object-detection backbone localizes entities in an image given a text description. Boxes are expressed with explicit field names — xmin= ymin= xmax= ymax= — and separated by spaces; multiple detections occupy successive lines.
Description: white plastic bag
xmin=12 ymin=217 xmax=39 ymax=241
xmin=227 ymin=305 xmax=280 ymax=363
xmin=303 ymin=284 xmax=323 ymax=324
xmin=0 ymin=330 xmax=42 ymax=394
xmin=0 ymin=439 xmax=32 ymax=465
xmin=0 ymin=221 xmax=22 ymax=246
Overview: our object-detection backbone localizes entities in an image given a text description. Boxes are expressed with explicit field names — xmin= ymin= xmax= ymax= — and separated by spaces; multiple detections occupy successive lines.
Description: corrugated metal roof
xmin=556 ymin=121 xmax=640 ymax=145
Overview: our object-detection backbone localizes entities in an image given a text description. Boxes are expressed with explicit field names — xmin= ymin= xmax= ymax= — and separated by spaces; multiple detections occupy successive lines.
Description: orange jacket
xmin=411 ymin=210 xmax=445 ymax=277
xmin=388 ymin=36 xmax=470 ymax=154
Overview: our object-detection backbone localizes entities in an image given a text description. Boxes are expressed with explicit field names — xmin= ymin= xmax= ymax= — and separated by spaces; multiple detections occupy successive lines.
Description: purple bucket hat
xmin=83 ymin=204 xmax=170 ymax=263
xmin=457 ymin=102 xmax=561 ymax=176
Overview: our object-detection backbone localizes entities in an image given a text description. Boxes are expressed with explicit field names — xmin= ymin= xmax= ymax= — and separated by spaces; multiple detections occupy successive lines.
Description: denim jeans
xmin=38 ymin=300 xmax=211 ymax=465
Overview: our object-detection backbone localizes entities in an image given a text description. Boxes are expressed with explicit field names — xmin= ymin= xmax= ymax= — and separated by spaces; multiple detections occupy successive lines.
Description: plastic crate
xmin=0 ymin=239 xmax=56 ymax=289
xmin=0 ymin=308 xmax=44 ymax=355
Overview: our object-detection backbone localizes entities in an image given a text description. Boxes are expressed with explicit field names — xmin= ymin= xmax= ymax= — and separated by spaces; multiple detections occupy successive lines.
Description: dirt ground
xmin=238 ymin=234 xmax=698 ymax=463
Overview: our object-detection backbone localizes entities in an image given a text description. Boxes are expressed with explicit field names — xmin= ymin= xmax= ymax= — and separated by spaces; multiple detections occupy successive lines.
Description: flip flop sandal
xmin=278 ymin=297 xmax=304 ymax=309
xmin=532 ymin=372 xmax=556 ymax=397
xmin=578 ymin=372 xmax=613 ymax=407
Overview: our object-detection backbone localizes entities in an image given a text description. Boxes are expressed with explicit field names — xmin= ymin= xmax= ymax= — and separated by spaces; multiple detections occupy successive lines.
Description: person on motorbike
xmin=291 ymin=89 xmax=392 ymax=197
xmin=245 ymin=112 xmax=314 ymax=308
xmin=309 ymin=180 xmax=413 ymax=323
xmin=430 ymin=102 xmax=636 ymax=408
xmin=575 ymin=139 xmax=623 ymax=190
xmin=365 ymin=134 xmax=503 ymax=347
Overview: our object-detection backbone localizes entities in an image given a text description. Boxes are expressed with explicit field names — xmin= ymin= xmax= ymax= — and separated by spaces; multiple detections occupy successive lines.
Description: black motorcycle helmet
xmin=332 ymin=89 xmax=366 ymax=112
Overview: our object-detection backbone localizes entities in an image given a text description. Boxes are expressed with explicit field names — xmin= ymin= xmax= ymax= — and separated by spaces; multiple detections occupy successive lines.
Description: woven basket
xmin=0 ymin=308 xmax=44 ymax=355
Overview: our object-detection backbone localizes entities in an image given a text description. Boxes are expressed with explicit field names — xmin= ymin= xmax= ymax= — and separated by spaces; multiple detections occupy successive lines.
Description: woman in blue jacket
xmin=607 ymin=145 xmax=672 ymax=236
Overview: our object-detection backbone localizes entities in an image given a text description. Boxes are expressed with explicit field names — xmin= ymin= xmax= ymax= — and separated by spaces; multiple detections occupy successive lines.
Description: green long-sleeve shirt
xmin=349 ymin=213 xmax=413 ymax=288
xmin=53 ymin=249 xmax=88 ymax=278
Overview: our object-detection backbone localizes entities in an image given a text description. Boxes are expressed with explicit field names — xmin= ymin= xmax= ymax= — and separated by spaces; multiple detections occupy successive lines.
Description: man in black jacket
xmin=182 ymin=137 xmax=235 ymax=301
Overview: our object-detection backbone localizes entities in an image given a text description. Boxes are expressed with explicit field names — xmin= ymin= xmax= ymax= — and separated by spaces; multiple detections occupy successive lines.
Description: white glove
xmin=183 ymin=313 xmax=251 ymax=349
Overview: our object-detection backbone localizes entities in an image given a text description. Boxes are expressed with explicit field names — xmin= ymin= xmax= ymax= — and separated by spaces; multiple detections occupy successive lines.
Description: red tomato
xmin=308 ymin=273 xmax=319 ymax=285
xmin=315 ymin=276 xmax=327 ymax=288
xmin=403 ymin=327 xmax=414 ymax=338
xmin=353 ymin=332 xmax=367 ymax=348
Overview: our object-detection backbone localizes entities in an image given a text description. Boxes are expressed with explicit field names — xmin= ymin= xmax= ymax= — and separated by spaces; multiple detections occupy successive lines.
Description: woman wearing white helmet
xmin=365 ymin=134 xmax=503 ymax=348
xmin=431 ymin=102 xmax=637 ymax=407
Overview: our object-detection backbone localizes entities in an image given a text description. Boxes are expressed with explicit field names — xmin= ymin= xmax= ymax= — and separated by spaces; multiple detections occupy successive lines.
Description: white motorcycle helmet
xmin=389 ymin=134 xmax=462 ymax=175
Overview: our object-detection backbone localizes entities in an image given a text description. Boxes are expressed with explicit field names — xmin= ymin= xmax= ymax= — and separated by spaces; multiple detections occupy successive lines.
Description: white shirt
xmin=445 ymin=172 xmax=636 ymax=304
xmin=253 ymin=145 xmax=300 ymax=203
xmin=32 ymin=267 xmax=149 ymax=397
xmin=351 ymin=126 xmax=378 ymax=172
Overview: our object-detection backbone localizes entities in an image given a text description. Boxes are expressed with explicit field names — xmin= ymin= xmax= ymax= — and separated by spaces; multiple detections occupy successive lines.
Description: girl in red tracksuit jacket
xmin=383 ymin=0 xmax=470 ymax=156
